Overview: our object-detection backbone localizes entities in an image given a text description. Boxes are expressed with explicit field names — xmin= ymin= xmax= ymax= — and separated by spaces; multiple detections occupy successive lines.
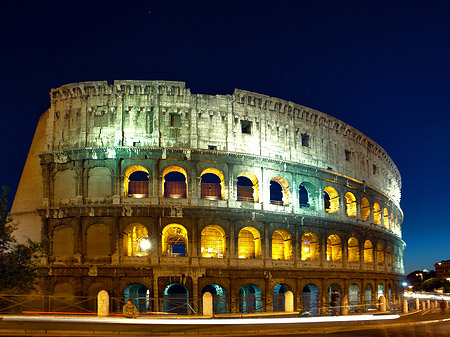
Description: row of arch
xmin=50 ymin=222 xmax=403 ymax=269
xmin=124 ymin=281 xmax=393 ymax=314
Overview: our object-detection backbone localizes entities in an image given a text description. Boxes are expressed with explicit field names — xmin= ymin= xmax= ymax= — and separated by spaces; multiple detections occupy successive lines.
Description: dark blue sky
xmin=1 ymin=0 xmax=449 ymax=274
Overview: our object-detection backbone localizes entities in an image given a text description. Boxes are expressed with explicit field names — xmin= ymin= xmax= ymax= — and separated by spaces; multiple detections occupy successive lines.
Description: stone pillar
xmin=415 ymin=298 xmax=420 ymax=311
xmin=379 ymin=296 xmax=386 ymax=312
xmin=97 ymin=290 xmax=109 ymax=317
xmin=341 ymin=296 xmax=348 ymax=316
xmin=421 ymin=301 xmax=426 ymax=311
xmin=402 ymin=299 xmax=408 ymax=313
xmin=202 ymin=292 xmax=213 ymax=317
xmin=285 ymin=291 xmax=294 ymax=312
xmin=426 ymin=299 xmax=430 ymax=310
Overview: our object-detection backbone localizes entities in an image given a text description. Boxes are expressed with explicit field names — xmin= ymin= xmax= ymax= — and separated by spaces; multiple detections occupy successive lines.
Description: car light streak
xmin=3 ymin=314 xmax=400 ymax=325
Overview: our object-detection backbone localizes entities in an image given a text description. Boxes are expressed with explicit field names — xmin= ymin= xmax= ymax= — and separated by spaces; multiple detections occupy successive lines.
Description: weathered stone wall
xmin=47 ymin=81 xmax=401 ymax=204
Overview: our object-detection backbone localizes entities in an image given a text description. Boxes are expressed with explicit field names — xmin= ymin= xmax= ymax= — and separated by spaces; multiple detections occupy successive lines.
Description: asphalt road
xmin=0 ymin=311 xmax=449 ymax=336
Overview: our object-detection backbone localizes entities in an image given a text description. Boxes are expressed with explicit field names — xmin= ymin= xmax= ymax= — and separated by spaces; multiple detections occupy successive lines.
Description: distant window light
xmin=373 ymin=165 xmax=377 ymax=175
xmin=241 ymin=120 xmax=252 ymax=134
xmin=208 ymin=145 xmax=217 ymax=150
xmin=170 ymin=114 xmax=181 ymax=127
xmin=345 ymin=150 xmax=351 ymax=162
xmin=301 ymin=133 xmax=309 ymax=147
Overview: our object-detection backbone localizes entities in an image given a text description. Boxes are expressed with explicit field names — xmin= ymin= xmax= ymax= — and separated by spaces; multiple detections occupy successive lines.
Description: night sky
xmin=1 ymin=0 xmax=449 ymax=274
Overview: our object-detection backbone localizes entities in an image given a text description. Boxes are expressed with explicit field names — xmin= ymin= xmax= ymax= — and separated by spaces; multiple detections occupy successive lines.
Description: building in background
xmin=11 ymin=80 xmax=405 ymax=314
xmin=435 ymin=261 xmax=450 ymax=280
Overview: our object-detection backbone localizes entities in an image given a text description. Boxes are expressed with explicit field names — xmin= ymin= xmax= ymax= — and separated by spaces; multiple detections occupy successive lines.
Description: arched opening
xmin=86 ymin=224 xmax=110 ymax=256
xmin=201 ymin=284 xmax=227 ymax=314
xmin=348 ymin=284 xmax=360 ymax=313
xmin=373 ymin=203 xmax=381 ymax=225
xmin=386 ymin=246 xmax=392 ymax=267
xmin=238 ymin=227 xmax=261 ymax=259
xmin=271 ymin=229 xmax=292 ymax=260
xmin=388 ymin=284 xmax=392 ymax=306
xmin=270 ymin=181 xmax=283 ymax=205
xmin=383 ymin=208 xmax=389 ymax=229
xmin=299 ymin=183 xmax=310 ymax=208
xmin=52 ymin=226 xmax=74 ymax=256
xmin=364 ymin=240 xmax=374 ymax=263
xmin=163 ymin=283 xmax=189 ymax=314
xmin=239 ymin=284 xmax=262 ymax=313
xmin=347 ymin=237 xmax=360 ymax=263
xmin=87 ymin=167 xmax=111 ymax=198
xmin=328 ymin=284 xmax=342 ymax=315
xmin=273 ymin=284 xmax=292 ymax=312
xmin=364 ymin=283 xmax=374 ymax=311
xmin=302 ymin=284 xmax=320 ymax=315
xmin=326 ymin=234 xmax=342 ymax=262
xmin=236 ymin=172 xmax=259 ymax=202
xmin=200 ymin=168 xmax=225 ymax=200
xmin=361 ymin=197 xmax=370 ymax=221
xmin=124 ymin=283 xmax=149 ymax=313
xmin=200 ymin=225 xmax=225 ymax=258
xmin=390 ymin=213 xmax=394 ymax=231
xmin=123 ymin=224 xmax=150 ymax=256
xmin=301 ymin=232 xmax=319 ymax=261
xmin=377 ymin=284 xmax=385 ymax=300
xmin=270 ymin=177 xmax=289 ymax=206
xmin=344 ymin=192 xmax=356 ymax=217
xmin=86 ymin=282 xmax=108 ymax=312
xmin=163 ymin=169 xmax=187 ymax=199
xmin=376 ymin=242 xmax=384 ymax=265
xmin=162 ymin=224 xmax=188 ymax=257
xmin=124 ymin=165 xmax=149 ymax=198
xmin=324 ymin=186 xmax=339 ymax=214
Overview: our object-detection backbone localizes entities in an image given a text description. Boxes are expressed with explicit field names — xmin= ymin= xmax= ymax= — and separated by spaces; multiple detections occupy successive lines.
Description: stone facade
xmin=11 ymin=80 xmax=405 ymax=314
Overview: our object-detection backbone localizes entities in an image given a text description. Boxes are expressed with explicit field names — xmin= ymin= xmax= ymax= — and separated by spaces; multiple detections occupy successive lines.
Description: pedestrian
xmin=123 ymin=299 xmax=138 ymax=318
xmin=439 ymin=300 xmax=446 ymax=315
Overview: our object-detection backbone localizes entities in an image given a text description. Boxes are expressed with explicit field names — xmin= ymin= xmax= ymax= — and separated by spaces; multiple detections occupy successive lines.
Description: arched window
xmin=239 ymin=284 xmax=262 ymax=313
xmin=271 ymin=229 xmax=292 ymax=260
xmin=88 ymin=167 xmax=111 ymax=198
xmin=52 ymin=225 xmax=74 ymax=256
xmin=86 ymin=223 xmax=110 ymax=256
xmin=200 ymin=168 xmax=225 ymax=200
xmin=364 ymin=240 xmax=374 ymax=263
xmin=302 ymin=284 xmax=320 ymax=315
xmin=347 ymin=237 xmax=360 ymax=263
xmin=324 ymin=186 xmax=339 ymax=214
xmin=373 ymin=203 xmax=381 ymax=225
xmin=361 ymin=197 xmax=370 ymax=221
xmin=201 ymin=284 xmax=227 ymax=314
xmin=376 ymin=242 xmax=384 ymax=265
xmin=238 ymin=227 xmax=261 ymax=259
xmin=383 ymin=208 xmax=389 ymax=229
xmin=270 ymin=177 xmax=289 ymax=206
xmin=237 ymin=172 xmax=259 ymax=202
xmin=326 ymin=234 xmax=342 ymax=262
xmin=163 ymin=167 xmax=187 ymax=198
xmin=123 ymin=224 xmax=150 ymax=257
xmin=344 ymin=192 xmax=356 ymax=217
xmin=163 ymin=283 xmax=189 ymax=314
xmin=348 ymin=284 xmax=360 ymax=312
xmin=273 ymin=284 xmax=291 ymax=312
xmin=200 ymin=225 xmax=225 ymax=258
xmin=299 ymin=184 xmax=309 ymax=207
xmin=386 ymin=246 xmax=392 ymax=267
xmin=301 ymin=232 xmax=319 ymax=261
xmin=365 ymin=283 xmax=374 ymax=310
xmin=124 ymin=165 xmax=149 ymax=198
xmin=162 ymin=224 xmax=188 ymax=257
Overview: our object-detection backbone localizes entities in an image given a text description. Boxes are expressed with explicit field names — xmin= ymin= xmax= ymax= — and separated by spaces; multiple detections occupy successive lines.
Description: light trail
xmin=2 ymin=314 xmax=400 ymax=325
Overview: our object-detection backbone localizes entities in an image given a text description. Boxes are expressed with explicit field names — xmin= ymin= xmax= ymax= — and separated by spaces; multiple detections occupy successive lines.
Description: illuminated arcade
xmin=11 ymin=80 xmax=405 ymax=314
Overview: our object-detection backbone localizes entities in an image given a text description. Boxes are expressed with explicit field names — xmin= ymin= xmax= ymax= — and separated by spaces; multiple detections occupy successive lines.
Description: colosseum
xmin=11 ymin=80 xmax=405 ymax=315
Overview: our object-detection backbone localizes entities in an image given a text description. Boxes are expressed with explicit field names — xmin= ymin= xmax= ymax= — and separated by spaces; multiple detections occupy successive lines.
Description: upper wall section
xmin=47 ymin=80 xmax=401 ymax=203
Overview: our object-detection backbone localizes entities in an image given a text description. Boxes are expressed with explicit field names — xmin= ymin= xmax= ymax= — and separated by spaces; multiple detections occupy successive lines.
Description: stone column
xmin=341 ymin=295 xmax=348 ymax=316
xmin=402 ymin=299 xmax=408 ymax=313
xmin=285 ymin=291 xmax=294 ymax=312
xmin=379 ymin=295 xmax=386 ymax=312
xmin=415 ymin=298 xmax=420 ymax=311
xmin=97 ymin=290 xmax=109 ymax=317
xmin=202 ymin=292 xmax=213 ymax=317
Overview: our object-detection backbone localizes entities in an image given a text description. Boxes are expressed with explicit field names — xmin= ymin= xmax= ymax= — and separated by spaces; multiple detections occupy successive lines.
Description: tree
xmin=0 ymin=187 xmax=45 ymax=293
